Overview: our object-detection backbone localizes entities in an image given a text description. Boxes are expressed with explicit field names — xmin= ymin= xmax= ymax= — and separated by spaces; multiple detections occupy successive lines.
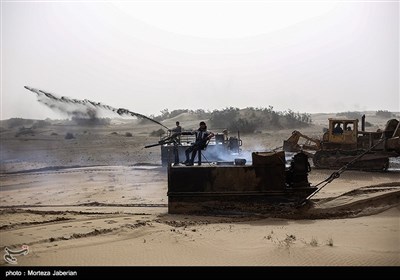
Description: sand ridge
xmin=1 ymin=165 xmax=399 ymax=266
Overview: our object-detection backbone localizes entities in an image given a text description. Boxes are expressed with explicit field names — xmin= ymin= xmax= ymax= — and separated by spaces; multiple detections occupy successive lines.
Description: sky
xmin=1 ymin=0 xmax=399 ymax=120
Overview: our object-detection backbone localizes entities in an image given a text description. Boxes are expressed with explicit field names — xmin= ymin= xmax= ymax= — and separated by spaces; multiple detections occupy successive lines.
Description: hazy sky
xmin=1 ymin=0 xmax=399 ymax=120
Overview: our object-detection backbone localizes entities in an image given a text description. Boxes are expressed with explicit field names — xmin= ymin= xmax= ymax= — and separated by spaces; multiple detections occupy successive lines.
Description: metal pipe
xmin=361 ymin=114 xmax=365 ymax=132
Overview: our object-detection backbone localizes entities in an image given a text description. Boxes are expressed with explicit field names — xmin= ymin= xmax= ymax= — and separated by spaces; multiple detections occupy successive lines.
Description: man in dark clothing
xmin=184 ymin=121 xmax=214 ymax=166
xmin=333 ymin=123 xmax=343 ymax=134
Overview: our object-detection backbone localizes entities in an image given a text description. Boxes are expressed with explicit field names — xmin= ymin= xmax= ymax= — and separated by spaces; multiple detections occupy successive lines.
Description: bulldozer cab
xmin=327 ymin=119 xmax=358 ymax=145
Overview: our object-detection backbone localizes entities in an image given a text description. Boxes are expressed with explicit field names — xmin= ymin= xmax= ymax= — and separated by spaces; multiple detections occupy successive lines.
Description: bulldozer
xmin=283 ymin=115 xmax=400 ymax=171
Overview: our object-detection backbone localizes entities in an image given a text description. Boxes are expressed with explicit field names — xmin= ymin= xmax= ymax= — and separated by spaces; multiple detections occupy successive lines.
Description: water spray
xmin=24 ymin=86 xmax=170 ymax=130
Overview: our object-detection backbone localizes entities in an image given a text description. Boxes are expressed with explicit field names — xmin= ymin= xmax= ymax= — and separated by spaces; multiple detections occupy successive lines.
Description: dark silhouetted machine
xmin=167 ymin=151 xmax=317 ymax=214
xmin=146 ymin=130 xmax=242 ymax=166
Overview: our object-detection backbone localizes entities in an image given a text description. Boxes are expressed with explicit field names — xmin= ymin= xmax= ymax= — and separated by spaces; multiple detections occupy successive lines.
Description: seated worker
xmin=333 ymin=123 xmax=343 ymax=134
xmin=184 ymin=121 xmax=214 ymax=166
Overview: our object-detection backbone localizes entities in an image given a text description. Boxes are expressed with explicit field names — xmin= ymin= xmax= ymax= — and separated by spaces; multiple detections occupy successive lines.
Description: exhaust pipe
xmin=361 ymin=114 xmax=365 ymax=132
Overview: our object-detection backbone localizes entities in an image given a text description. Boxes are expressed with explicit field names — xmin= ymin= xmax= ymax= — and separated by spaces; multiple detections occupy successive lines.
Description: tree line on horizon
xmin=148 ymin=106 xmax=312 ymax=133
xmin=336 ymin=110 xmax=396 ymax=120
xmin=3 ymin=109 xmax=397 ymax=134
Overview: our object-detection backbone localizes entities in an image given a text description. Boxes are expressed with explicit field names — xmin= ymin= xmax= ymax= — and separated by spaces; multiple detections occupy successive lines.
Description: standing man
xmin=184 ymin=121 xmax=214 ymax=166
xmin=170 ymin=121 xmax=182 ymax=144
xmin=166 ymin=121 xmax=183 ymax=166
xmin=171 ymin=121 xmax=182 ymax=133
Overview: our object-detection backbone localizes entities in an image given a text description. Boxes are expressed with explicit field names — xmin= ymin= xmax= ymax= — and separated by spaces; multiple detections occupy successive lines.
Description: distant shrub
xmin=148 ymin=108 xmax=211 ymax=122
xmin=376 ymin=110 xmax=394 ymax=118
xmin=209 ymin=107 xmax=240 ymax=129
xmin=8 ymin=118 xmax=34 ymax=129
xmin=125 ymin=132 xmax=133 ymax=137
xmin=15 ymin=127 xmax=35 ymax=137
xmin=51 ymin=132 xmax=58 ymax=136
xmin=278 ymin=234 xmax=296 ymax=249
xmin=365 ymin=121 xmax=373 ymax=127
xmin=282 ymin=109 xmax=312 ymax=128
xmin=193 ymin=109 xmax=211 ymax=119
xmin=336 ymin=111 xmax=363 ymax=119
xmin=209 ymin=107 xmax=311 ymax=133
xmin=150 ymin=129 xmax=166 ymax=137
xmin=110 ymin=132 xmax=118 ymax=135
xmin=32 ymin=120 xmax=51 ymax=129
xmin=65 ymin=132 xmax=75 ymax=139
xmin=169 ymin=109 xmax=189 ymax=119
xmin=310 ymin=237 xmax=318 ymax=247
xmin=228 ymin=118 xmax=257 ymax=134
xmin=72 ymin=117 xmax=111 ymax=126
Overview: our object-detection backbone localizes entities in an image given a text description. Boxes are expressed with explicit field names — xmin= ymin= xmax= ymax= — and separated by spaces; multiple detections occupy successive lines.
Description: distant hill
xmin=1 ymin=110 xmax=398 ymax=136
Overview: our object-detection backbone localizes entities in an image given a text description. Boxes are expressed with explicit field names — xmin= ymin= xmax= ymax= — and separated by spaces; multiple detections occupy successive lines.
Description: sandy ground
xmin=0 ymin=113 xmax=399 ymax=266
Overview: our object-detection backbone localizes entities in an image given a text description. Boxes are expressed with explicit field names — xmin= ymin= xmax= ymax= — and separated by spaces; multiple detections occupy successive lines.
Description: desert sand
xmin=0 ymin=113 xmax=399 ymax=266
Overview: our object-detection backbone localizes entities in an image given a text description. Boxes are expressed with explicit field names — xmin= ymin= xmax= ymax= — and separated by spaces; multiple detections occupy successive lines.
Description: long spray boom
xmin=24 ymin=86 xmax=170 ymax=130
